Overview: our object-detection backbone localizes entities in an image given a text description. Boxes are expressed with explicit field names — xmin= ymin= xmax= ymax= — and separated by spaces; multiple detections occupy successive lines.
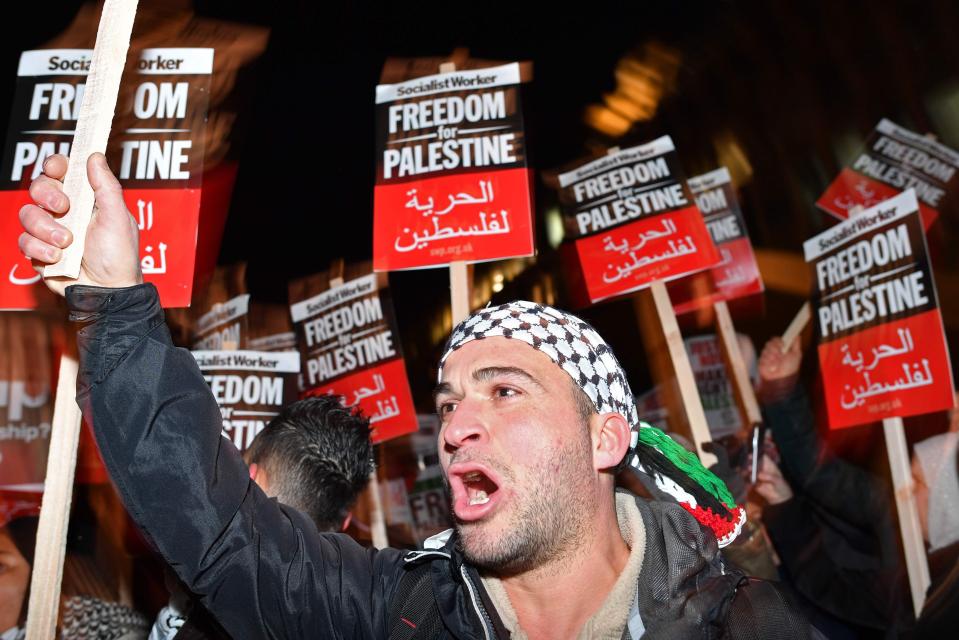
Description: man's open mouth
xmin=448 ymin=462 xmax=503 ymax=522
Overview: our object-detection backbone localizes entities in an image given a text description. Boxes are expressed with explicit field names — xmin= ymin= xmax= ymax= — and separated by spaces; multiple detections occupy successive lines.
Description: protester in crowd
xmin=18 ymin=154 xmax=821 ymax=639
xmin=244 ymin=395 xmax=375 ymax=532
xmin=757 ymin=336 xmax=959 ymax=636
xmin=150 ymin=395 xmax=374 ymax=639
xmin=0 ymin=516 xmax=35 ymax=640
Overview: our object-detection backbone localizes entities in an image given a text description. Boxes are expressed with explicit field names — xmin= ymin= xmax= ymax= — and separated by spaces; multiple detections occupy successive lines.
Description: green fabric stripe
xmin=637 ymin=424 xmax=737 ymax=508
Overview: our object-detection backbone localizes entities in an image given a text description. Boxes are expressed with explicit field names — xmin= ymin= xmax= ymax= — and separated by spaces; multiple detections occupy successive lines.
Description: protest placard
xmin=373 ymin=63 xmax=533 ymax=271
xmin=670 ymin=167 xmax=763 ymax=314
xmin=0 ymin=47 xmax=214 ymax=308
xmin=192 ymin=350 xmax=300 ymax=453
xmin=290 ymin=269 xmax=417 ymax=443
xmin=805 ymin=189 xmax=954 ymax=428
xmin=557 ymin=137 xmax=720 ymax=303
xmin=817 ymin=119 xmax=959 ymax=230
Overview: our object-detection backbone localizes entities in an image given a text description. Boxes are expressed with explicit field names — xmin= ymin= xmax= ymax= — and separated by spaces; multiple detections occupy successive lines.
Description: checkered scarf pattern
xmin=439 ymin=300 xmax=745 ymax=547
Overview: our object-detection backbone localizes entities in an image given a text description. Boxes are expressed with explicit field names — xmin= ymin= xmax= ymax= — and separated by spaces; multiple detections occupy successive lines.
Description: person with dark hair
xmin=19 ymin=155 xmax=819 ymax=639
xmin=245 ymin=395 xmax=374 ymax=532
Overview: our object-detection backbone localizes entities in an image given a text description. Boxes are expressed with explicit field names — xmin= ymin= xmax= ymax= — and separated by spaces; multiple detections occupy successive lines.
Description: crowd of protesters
xmin=3 ymin=155 xmax=957 ymax=639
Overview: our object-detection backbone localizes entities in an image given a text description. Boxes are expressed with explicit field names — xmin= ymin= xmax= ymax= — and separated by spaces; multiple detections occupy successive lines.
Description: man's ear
xmin=592 ymin=413 xmax=631 ymax=471
xmin=249 ymin=463 xmax=259 ymax=481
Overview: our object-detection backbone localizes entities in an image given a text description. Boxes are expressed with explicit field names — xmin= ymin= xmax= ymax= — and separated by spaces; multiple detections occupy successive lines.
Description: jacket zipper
xmin=460 ymin=566 xmax=493 ymax=640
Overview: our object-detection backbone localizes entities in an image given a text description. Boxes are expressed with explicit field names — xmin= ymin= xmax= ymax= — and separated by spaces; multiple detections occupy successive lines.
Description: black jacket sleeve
xmin=67 ymin=283 xmax=406 ymax=640
xmin=762 ymin=385 xmax=889 ymax=530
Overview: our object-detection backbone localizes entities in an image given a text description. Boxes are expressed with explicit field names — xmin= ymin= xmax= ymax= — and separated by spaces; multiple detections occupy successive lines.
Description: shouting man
xmin=18 ymin=154 xmax=816 ymax=639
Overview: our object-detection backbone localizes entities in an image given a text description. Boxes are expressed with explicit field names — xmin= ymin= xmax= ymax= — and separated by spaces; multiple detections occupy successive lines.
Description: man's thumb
xmin=87 ymin=153 xmax=127 ymax=218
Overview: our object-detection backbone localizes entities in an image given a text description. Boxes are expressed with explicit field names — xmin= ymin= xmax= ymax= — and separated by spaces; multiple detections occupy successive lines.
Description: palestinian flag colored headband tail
xmin=439 ymin=300 xmax=745 ymax=548
xmin=630 ymin=424 xmax=745 ymax=547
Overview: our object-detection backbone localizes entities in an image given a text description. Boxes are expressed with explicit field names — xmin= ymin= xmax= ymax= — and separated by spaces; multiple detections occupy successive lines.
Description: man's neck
xmin=500 ymin=499 xmax=630 ymax=640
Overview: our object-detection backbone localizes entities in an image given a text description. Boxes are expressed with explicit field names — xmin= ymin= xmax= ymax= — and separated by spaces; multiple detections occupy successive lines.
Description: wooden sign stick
xmin=884 ymin=416 xmax=931 ymax=614
xmin=713 ymin=300 xmax=762 ymax=429
xmin=648 ymin=282 xmax=718 ymax=467
xmin=438 ymin=61 xmax=474 ymax=325
xmin=329 ymin=262 xmax=389 ymax=550
xmin=780 ymin=302 xmax=811 ymax=353
xmin=28 ymin=2 xmax=137 ymax=637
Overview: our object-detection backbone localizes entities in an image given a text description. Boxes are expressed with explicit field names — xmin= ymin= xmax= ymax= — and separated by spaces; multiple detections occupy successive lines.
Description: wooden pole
xmin=329 ymin=265 xmax=388 ymax=549
xmin=780 ymin=302 xmax=811 ymax=353
xmin=43 ymin=0 xmax=138 ymax=279
xmin=28 ymin=3 xmax=138 ymax=637
xmin=438 ymin=61 xmax=474 ymax=326
xmin=883 ymin=417 xmax=931 ymax=614
xmin=648 ymin=282 xmax=717 ymax=467
xmin=713 ymin=300 xmax=762 ymax=428
xmin=25 ymin=355 xmax=81 ymax=638
xmin=449 ymin=261 xmax=472 ymax=325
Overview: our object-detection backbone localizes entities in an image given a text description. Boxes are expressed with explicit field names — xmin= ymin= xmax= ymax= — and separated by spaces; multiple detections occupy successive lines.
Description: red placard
xmin=816 ymin=119 xmax=959 ymax=231
xmin=290 ymin=270 xmax=417 ymax=444
xmin=373 ymin=63 xmax=534 ymax=270
xmin=557 ymin=136 xmax=720 ymax=303
xmin=0 ymin=48 xmax=213 ymax=308
xmin=304 ymin=358 xmax=417 ymax=444
xmin=805 ymin=190 xmax=954 ymax=429
xmin=671 ymin=167 xmax=764 ymax=314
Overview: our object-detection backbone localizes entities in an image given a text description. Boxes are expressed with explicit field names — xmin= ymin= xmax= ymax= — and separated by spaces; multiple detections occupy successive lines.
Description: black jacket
xmin=762 ymin=387 xmax=909 ymax=634
xmin=69 ymin=283 xmax=815 ymax=640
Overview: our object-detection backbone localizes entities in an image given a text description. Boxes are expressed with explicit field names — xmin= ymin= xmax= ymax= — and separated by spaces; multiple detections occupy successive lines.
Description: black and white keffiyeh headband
xmin=439 ymin=300 xmax=745 ymax=547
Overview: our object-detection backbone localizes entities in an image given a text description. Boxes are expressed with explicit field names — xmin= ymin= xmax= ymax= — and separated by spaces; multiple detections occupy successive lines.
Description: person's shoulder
xmin=634 ymin=494 xmax=720 ymax=553
xmin=726 ymin=578 xmax=823 ymax=639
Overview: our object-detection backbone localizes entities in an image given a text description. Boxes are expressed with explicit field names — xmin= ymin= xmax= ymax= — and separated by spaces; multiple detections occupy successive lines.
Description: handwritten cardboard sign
xmin=0 ymin=48 xmax=213 ymax=308
xmin=373 ymin=63 xmax=534 ymax=270
xmin=805 ymin=190 xmax=954 ymax=429
xmin=289 ymin=270 xmax=417 ymax=443
xmin=557 ymin=136 xmax=720 ymax=303
xmin=817 ymin=119 xmax=959 ymax=231
xmin=670 ymin=167 xmax=763 ymax=314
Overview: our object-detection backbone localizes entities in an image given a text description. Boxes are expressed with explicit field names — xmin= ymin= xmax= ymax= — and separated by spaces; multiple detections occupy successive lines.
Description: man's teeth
xmin=469 ymin=490 xmax=489 ymax=505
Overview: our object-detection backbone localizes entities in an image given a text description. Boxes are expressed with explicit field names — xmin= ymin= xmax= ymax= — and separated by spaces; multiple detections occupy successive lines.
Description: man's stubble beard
xmin=451 ymin=432 xmax=596 ymax=577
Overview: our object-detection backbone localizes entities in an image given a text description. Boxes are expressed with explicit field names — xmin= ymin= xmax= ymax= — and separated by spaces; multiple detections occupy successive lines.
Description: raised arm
xmin=19 ymin=154 xmax=405 ymax=639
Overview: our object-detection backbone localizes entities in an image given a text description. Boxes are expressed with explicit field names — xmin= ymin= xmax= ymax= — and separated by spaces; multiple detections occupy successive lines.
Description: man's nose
xmin=442 ymin=397 xmax=490 ymax=450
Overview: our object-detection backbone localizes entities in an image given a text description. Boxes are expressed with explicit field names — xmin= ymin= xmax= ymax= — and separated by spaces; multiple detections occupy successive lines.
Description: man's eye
xmin=437 ymin=402 xmax=457 ymax=416
xmin=495 ymin=387 xmax=519 ymax=398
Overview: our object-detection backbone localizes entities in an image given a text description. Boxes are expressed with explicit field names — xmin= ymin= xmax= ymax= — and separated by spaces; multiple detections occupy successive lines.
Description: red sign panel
xmin=557 ymin=136 xmax=720 ymax=303
xmin=290 ymin=271 xmax=417 ymax=443
xmin=816 ymin=119 xmax=959 ymax=231
xmin=373 ymin=63 xmax=533 ymax=270
xmin=805 ymin=190 xmax=954 ymax=429
xmin=671 ymin=167 xmax=764 ymax=314
xmin=0 ymin=48 xmax=213 ymax=308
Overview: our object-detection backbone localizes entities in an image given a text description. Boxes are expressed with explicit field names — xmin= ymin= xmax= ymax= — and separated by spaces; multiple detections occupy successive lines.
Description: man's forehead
xmin=439 ymin=336 xmax=557 ymax=380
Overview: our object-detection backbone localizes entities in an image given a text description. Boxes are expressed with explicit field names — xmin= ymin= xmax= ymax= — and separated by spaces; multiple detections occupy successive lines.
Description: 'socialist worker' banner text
xmin=290 ymin=273 xmax=417 ymax=443
xmin=0 ymin=48 xmax=214 ymax=308
xmin=557 ymin=137 xmax=720 ymax=303
xmin=373 ymin=63 xmax=534 ymax=270
xmin=817 ymin=119 xmax=959 ymax=231
xmin=192 ymin=350 xmax=300 ymax=453
xmin=670 ymin=167 xmax=763 ymax=314
xmin=804 ymin=190 xmax=954 ymax=429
